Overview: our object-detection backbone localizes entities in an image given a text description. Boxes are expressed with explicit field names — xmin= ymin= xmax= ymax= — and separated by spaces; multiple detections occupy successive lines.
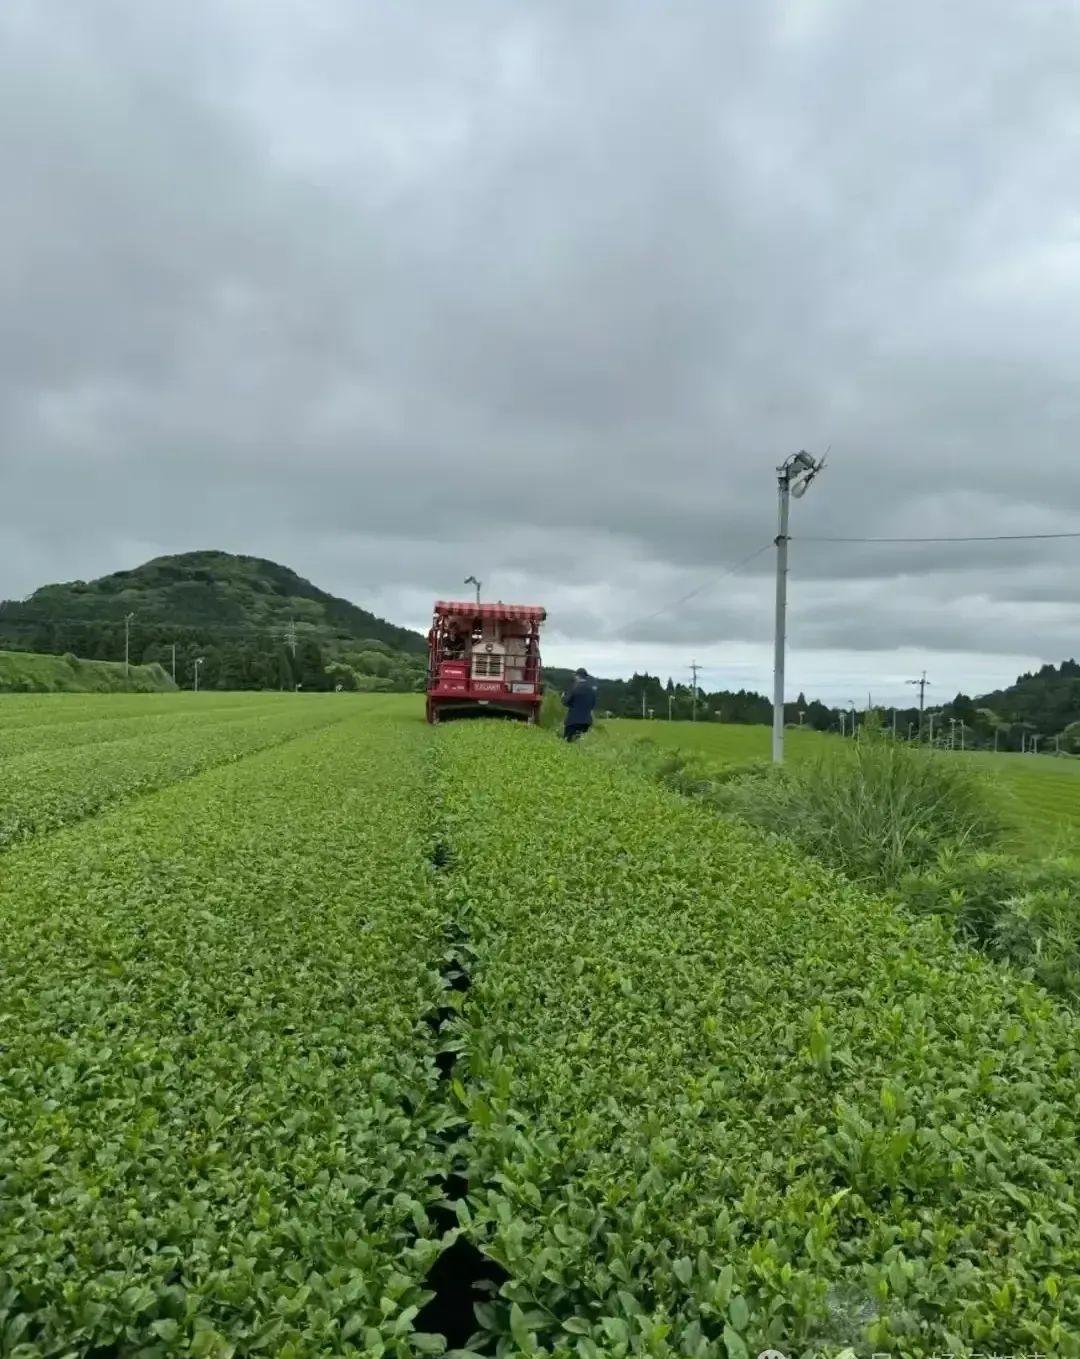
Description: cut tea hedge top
xmin=438 ymin=723 xmax=1080 ymax=1358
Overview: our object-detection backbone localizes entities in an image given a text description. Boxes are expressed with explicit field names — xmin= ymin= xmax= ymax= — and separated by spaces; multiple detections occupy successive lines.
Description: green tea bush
xmin=594 ymin=729 xmax=1079 ymax=999
xmin=438 ymin=723 xmax=1080 ymax=1357
xmin=0 ymin=716 xmax=449 ymax=1356
xmin=0 ymin=700 xmax=347 ymax=850
xmin=897 ymin=849 xmax=1080 ymax=996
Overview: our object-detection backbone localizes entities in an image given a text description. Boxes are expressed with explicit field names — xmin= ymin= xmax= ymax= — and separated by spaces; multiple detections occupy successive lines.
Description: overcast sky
xmin=3 ymin=0 xmax=1079 ymax=704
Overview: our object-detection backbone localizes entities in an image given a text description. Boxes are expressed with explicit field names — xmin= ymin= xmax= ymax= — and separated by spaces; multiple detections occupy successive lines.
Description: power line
xmin=798 ymin=530 xmax=1080 ymax=544
xmin=612 ymin=540 xmax=774 ymax=636
xmin=0 ymin=613 xmax=421 ymax=645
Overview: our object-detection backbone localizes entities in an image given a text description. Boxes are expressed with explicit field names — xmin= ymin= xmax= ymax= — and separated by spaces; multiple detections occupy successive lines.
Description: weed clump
xmin=896 ymin=848 xmax=1080 ymax=995
xmin=708 ymin=716 xmax=1004 ymax=885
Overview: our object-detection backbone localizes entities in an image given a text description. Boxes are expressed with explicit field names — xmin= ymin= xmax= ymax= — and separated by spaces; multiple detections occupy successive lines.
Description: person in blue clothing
xmin=561 ymin=667 xmax=597 ymax=741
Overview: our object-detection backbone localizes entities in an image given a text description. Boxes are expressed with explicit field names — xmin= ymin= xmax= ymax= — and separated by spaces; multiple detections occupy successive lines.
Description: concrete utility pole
xmin=641 ymin=689 xmax=647 ymax=720
xmin=1032 ymin=734 xmax=1042 ymax=755
xmin=949 ymin=717 xmax=957 ymax=749
xmin=124 ymin=612 xmax=134 ymax=678
xmin=840 ymin=711 xmax=847 ymax=738
xmin=848 ymin=700 xmax=856 ymax=738
xmin=959 ymin=720 xmax=966 ymax=751
xmin=194 ymin=656 xmax=204 ymax=693
xmin=908 ymin=722 xmax=915 ymax=740
xmin=668 ymin=693 xmax=674 ymax=721
xmin=772 ymin=450 xmax=825 ymax=764
xmin=891 ymin=708 xmax=897 ymax=738
xmin=170 ymin=642 xmax=177 ymax=684
xmin=928 ymin=711 xmax=937 ymax=746
xmin=993 ymin=727 xmax=999 ymax=752
xmin=906 ymin=671 xmax=931 ymax=739
xmin=285 ymin=619 xmax=297 ymax=658
xmin=464 ymin=575 xmax=482 ymax=607
xmin=690 ymin=661 xmax=700 ymax=722
xmin=798 ymin=709 xmax=806 ymax=726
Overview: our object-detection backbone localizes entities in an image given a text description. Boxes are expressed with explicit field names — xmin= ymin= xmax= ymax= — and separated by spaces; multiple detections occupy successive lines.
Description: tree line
xmin=4 ymin=608 xmax=1077 ymax=751
xmin=0 ymin=615 xmax=425 ymax=693
xmin=578 ymin=665 xmax=1080 ymax=752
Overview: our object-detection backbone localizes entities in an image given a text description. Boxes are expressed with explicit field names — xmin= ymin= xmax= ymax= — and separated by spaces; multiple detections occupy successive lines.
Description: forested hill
xmin=0 ymin=550 xmax=428 ymax=692
xmin=978 ymin=659 xmax=1080 ymax=730
xmin=0 ymin=551 xmax=426 ymax=655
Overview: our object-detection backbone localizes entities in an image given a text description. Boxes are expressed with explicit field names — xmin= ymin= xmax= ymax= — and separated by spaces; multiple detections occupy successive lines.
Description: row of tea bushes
xmin=438 ymin=724 xmax=1080 ymax=1358
xmin=0 ymin=716 xmax=451 ymax=1357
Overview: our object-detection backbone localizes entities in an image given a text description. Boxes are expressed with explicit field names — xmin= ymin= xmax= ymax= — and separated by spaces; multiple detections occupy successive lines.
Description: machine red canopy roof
xmin=434 ymin=600 xmax=547 ymax=623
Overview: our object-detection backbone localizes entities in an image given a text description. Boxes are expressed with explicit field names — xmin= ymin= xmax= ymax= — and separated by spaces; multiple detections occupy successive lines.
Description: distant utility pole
xmin=993 ymin=727 xmax=999 ymax=752
xmin=840 ymin=711 xmax=847 ymax=738
xmin=285 ymin=619 xmax=297 ymax=658
xmin=170 ymin=642 xmax=177 ymax=684
xmin=891 ymin=708 xmax=897 ymax=738
xmin=1031 ymin=734 xmax=1042 ymax=755
xmin=641 ymin=689 xmax=647 ymax=720
xmin=907 ymin=722 xmax=914 ymax=740
xmin=124 ymin=611 xmax=134 ymax=678
xmin=848 ymin=700 xmax=856 ymax=739
xmin=464 ymin=575 xmax=482 ymax=607
xmin=928 ymin=711 xmax=938 ymax=746
xmin=194 ymin=656 xmax=204 ymax=693
xmin=798 ymin=709 xmax=806 ymax=726
xmin=689 ymin=661 xmax=701 ymax=722
xmin=906 ymin=671 xmax=931 ymax=738
xmin=773 ymin=450 xmax=826 ymax=764
xmin=949 ymin=717 xmax=956 ymax=749
xmin=668 ymin=693 xmax=674 ymax=721
xmin=959 ymin=719 xmax=966 ymax=752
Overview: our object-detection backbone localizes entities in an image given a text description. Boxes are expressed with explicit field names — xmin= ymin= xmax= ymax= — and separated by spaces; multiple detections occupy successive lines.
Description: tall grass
xmin=709 ymin=720 xmax=1005 ymax=884
xmin=717 ymin=722 xmax=1005 ymax=880
xmin=602 ymin=717 xmax=1006 ymax=886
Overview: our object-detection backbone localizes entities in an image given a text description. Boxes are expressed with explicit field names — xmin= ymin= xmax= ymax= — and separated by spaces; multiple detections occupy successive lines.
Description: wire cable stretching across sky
xmin=798 ymin=531 xmax=1080 ymax=543
xmin=612 ymin=540 xmax=774 ymax=636
xmin=610 ymin=525 xmax=1080 ymax=641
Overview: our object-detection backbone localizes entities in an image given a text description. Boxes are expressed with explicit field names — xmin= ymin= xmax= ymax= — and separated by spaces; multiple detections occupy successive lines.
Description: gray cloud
xmin=2 ymin=0 xmax=1079 ymax=698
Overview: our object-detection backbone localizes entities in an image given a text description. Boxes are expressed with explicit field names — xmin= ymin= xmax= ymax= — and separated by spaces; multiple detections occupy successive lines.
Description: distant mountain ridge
xmin=0 ymin=550 xmax=426 ymax=654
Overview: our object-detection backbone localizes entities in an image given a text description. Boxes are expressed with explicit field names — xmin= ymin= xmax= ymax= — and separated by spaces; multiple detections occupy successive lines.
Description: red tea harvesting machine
xmin=426 ymin=598 xmax=546 ymax=724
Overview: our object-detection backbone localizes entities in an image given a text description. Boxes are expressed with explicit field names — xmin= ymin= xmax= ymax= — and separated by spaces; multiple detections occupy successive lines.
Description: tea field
xmin=1 ymin=693 xmax=1079 ymax=1358
xmin=601 ymin=718 xmax=1080 ymax=856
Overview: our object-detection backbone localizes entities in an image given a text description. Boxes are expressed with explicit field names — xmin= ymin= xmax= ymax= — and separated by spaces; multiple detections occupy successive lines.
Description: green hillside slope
xmin=0 ymin=550 xmax=425 ymax=654
xmin=0 ymin=551 xmax=427 ymax=692
xmin=0 ymin=650 xmax=175 ymax=694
